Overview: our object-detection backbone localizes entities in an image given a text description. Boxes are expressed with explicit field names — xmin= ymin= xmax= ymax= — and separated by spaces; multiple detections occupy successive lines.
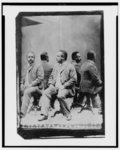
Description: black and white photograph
xmin=2 ymin=3 xmax=118 ymax=147
xmin=16 ymin=11 xmax=104 ymax=139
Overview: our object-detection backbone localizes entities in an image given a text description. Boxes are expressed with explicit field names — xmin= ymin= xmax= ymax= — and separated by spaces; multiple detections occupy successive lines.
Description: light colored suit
xmin=39 ymin=61 xmax=77 ymax=117
xmin=21 ymin=64 xmax=44 ymax=115
xmin=49 ymin=61 xmax=77 ymax=96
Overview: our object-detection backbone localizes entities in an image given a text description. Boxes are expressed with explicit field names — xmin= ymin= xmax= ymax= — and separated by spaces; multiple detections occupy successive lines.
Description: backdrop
xmin=20 ymin=14 xmax=102 ymax=76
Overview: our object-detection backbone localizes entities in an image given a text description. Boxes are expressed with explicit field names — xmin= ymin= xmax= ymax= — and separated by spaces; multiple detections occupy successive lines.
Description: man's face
xmin=27 ymin=52 xmax=35 ymax=65
xmin=76 ymin=53 xmax=81 ymax=63
xmin=56 ymin=51 xmax=64 ymax=63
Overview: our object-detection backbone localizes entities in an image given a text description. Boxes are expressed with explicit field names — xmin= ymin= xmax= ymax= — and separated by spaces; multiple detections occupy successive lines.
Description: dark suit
xmin=41 ymin=61 xmax=53 ymax=89
xmin=80 ymin=60 xmax=102 ymax=108
xmin=80 ymin=60 xmax=102 ymax=93
xmin=39 ymin=61 xmax=77 ymax=117
xmin=71 ymin=61 xmax=81 ymax=87
xmin=71 ymin=61 xmax=82 ymax=104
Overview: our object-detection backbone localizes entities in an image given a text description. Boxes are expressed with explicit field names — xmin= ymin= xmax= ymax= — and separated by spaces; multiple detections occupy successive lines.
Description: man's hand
xmin=59 ymin=85 xmax=65 ymax=90
xmin=24 ymin=84 xmax=32 ymax=89
xmin=49 ymin=84 xmax=54 ymax=89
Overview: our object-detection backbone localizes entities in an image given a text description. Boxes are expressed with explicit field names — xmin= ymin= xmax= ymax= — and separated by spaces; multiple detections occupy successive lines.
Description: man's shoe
xmin=38 ymin=115 xmax=48 ymax=121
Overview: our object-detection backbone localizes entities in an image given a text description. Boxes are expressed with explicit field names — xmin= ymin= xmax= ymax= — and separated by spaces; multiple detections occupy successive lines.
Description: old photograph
xmin=2 ymin=1 xmax=118 ymax=147
xmin=16 ymin=11 xmax=105 ymax=139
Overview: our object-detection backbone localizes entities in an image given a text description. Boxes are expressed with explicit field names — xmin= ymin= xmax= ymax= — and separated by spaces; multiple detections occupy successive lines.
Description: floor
xmin=20 ymin=106 xmax=103 ymax=130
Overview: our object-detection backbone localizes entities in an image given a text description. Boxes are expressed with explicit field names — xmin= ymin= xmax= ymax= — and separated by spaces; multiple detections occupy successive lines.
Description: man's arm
xmin=89 ymin=65 xmax=102 ymax=86
xmin=31 ymin=65 xmax=44 ymax=86
xmin=63 ymin=64 xmax=77 ymax=88
xmin=20 ymin=72 xmax=26 ymax=92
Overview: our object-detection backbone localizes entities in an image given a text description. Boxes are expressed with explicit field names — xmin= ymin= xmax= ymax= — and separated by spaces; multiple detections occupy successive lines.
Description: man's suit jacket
xmin=21 ymin=64 xmax=44 ymax=90
xmin=72 ymin=61 xmax=81 ymax=88
xmin=80 ymin=60 xmax=102 ymax=94
xmin=48 ymin=61 xmax=77 ymax=96
xmin=41 ymin=61 xmax=53 ymax=89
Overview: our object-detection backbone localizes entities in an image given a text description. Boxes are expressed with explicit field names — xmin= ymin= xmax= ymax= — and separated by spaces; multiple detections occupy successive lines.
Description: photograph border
xmin=1 ymin=2 xmax=118 ymax=148
xmin=16 ymin=10 xmax=105 ymax=140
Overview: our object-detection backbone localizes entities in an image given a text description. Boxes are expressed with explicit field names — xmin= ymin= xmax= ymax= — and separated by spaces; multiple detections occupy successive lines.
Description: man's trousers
xmin=21 ymin=86 xmax=42 ymax=115
xmin=39 ymin=85 xmax=73 ymax=117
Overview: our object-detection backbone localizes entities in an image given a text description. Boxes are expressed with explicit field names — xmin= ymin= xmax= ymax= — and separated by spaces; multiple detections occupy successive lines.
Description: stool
xmin=51 ymin=97 xmax=73 ymax=118
xmin=79 ymin=93 xmax=94 ymax=114
xmin=27 ymin=92 xmax=42 ymax=113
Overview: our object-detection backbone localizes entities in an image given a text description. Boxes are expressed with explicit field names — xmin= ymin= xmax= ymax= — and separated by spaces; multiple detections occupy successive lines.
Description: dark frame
xmin=16 ymin=10 xmax=105 ymax=138
xmin=1 ymin=2 xmax=118 ymax=148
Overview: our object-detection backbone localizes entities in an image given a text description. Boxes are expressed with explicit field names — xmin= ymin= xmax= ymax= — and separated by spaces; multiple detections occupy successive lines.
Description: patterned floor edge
xmin=20 ymin=123 xmax=102 ymax=129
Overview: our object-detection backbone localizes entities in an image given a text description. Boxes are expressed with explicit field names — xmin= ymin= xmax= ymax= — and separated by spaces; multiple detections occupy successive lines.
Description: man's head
xmin=40 ymin=52 xmax=49 ymax=62
xmin=56 ymin=50 xmax=68 ymax=63
xmin=71 ymin=51 xmax=81 ymax=63
xmin=87 ymin=50 xmax=96 ymax=62
xmin=27 ymin=51 xmax=35 ymax=65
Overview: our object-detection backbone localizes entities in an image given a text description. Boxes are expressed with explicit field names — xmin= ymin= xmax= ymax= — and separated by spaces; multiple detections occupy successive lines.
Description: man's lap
xmin=24 ymin=86 xmax=42 ymax=95
xmin=44 ymin=85 xmax=70 ymax=98
xmin=57 ymin=89 xmax=70 ymax=98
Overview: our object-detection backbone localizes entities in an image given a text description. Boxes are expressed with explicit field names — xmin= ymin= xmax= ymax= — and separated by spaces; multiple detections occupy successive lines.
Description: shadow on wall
xmin=21 ymin=15 xmax=102 ymax=77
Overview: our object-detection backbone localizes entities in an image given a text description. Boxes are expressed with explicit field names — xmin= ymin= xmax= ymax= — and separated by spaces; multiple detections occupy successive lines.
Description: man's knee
xmin=24 ymin=88 xmax=31 ymax=95
xmin=42 ymin=88 xmax=50 ymax=98
xmin=24 ymin=87 xmax=36 ymax=97
xmin=57 ymin=90 xmax=68 ymax=99
xmin=43 ymin=86 xmax=56 ymax=98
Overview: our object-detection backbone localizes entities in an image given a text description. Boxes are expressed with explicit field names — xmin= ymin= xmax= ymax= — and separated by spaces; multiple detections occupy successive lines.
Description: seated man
xmin=38 ymin=50 xmax=77 ymax=121
xmin=20 ymin=51 xmax=44 ymax=118
xmin=80 ymin=50 xmax=102 ymax=113
xmin=71 ymin=51 xmax=82 ymax=105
